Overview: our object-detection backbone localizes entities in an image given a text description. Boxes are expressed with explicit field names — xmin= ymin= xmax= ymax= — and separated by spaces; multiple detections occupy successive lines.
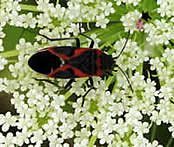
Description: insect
xmin=28 ymin=30 xmax=132 ymax=106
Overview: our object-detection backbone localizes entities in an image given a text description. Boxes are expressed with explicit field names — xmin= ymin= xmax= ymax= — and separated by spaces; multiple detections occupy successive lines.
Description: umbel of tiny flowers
xmin=120 ymin=10 xmax=143 ymax=34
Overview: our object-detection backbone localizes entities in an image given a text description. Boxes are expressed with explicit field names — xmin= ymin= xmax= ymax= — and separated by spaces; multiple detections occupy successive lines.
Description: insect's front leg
xmin=38 ymin=33 xmax=81 ymax=48
xmin=79 ymin=23 xmax=94 ymax=48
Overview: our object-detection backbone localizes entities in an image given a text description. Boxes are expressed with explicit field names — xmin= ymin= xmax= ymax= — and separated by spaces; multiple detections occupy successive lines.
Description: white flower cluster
xmin=115 ymin=0 xmax=141 ymax=6
xmin=149 ymin=48 xmax=174 ymax=136
xmin=0 ymin=0 xmax=37 ymax=28
xmin=121 ymin=10 xmax=142 ymax=34
xmin=144 ymin=19 xmax=174 ymax=45
xmin=36 ymin=0 xmax=115 ymax=29
xmin=157 ymin=0 xmax=174 ymax=17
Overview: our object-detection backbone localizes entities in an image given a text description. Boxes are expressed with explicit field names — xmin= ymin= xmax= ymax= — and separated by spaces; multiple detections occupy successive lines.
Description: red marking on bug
xmin=48 ymin=47 xmax=97 ymax=60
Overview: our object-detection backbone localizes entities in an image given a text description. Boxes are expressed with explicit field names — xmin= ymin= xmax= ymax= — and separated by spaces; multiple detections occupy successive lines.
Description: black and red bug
xmin=28 ymin=31 xmax=132 ymax=105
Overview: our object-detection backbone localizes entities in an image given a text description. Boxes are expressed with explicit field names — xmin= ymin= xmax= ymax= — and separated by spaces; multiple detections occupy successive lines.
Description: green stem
xmin=151 ymin=123 xmax=157 ymax=142
xmin=0 ymin=50 xmax=19 ymax=58
xmin=88 ymin=135 xmax=97 ymax=147
xmin=65 ymin=91 xmax=72 ymax=101
xmin=20 ymin=4 xmax=41 ymax=12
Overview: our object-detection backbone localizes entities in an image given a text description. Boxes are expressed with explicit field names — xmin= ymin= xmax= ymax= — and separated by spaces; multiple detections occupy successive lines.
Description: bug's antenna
xmin=113 ymin=31 xmax=130 ymax=59
xmin=114 ymin=64 xmax=134 ymax=92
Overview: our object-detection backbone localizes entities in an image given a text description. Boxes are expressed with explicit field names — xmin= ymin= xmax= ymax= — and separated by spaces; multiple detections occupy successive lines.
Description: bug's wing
xmin=48 ymin=46 xmax=77 ymax=60
xmin=28 ymin=50 xmax=62 ymax=75
xmin=69 ymin=50 xmax=98 ymax=75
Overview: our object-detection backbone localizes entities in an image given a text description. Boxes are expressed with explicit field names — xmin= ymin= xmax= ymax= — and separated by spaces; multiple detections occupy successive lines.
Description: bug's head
xmin=28 ymin=50 xmax=62 ymax=76
xmin=100 ymin=54 xmax=115 ymax=72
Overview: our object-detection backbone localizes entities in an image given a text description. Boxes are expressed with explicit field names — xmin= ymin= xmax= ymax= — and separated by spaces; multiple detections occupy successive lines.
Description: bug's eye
xmin=28 ymin=50 xmax=62 ymax=75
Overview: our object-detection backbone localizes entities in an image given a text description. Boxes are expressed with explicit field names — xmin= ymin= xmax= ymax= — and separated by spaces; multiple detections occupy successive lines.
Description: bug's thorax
xmin=100 ymin=53 xmax=115 ymax=72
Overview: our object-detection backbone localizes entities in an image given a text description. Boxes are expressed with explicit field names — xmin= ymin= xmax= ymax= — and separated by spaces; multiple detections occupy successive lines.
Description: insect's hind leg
xmin=80 ymin=77 xmax=95 ymax=106
xmin=34 ymin=78 xmax=62 ymax=88
xmin=86 ymin=77 xmax=94 ymax=88
xmin=81 ymin=87 xmax=94 ymax=107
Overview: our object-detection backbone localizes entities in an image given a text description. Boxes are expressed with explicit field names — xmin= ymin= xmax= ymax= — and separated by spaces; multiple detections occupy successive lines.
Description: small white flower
xmin=0 ymin=112 xmax=17 ymax=132
xmin=37 ymin=0 xmax=51 ymax=12
xmin=150 ymin=57 xmax=164 ymax=71
xmin=74 ymin=128 xmax=91 ymax=145
xmin=30 ymin=129 xmax=46 ymax=145
xmin=0 ymin=132 xmax=15 ymax=147
xmin=121 ymin=10 xmax=142 ymax=34
xmin=96 ymin=14 xmax=109 ymax=28
xmin=59 ymin=122 xmax=74 ymax=139
xmin=133 ymin=122 xmax=149 ymax=135
xmin=100 ymin=2 xmax=115 ymax=16
xmin=37 ymin=13 xmax=52 ymax=27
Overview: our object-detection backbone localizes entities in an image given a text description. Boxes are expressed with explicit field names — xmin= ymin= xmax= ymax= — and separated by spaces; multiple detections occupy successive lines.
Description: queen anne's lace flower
xmin=121 ymin=10 xmax=142 ymax=34
xmin=157 ymin=0 xmax=174 ymax=17
xmin=144 ymin=19 xmax=174 ymax=45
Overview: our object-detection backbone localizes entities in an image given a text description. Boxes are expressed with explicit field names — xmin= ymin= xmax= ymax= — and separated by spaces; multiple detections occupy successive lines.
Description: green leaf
xmin=84 ymin=22 xmax=124 ymax=46
xmin=107 ymin=4 xmax=129 ymax=22
xmin=3 ymin=25 xmax=37 ymax=52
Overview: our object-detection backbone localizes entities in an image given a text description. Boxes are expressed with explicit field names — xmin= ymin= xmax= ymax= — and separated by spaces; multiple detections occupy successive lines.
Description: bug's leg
xmin=114 ymin=64 xmax=134 ymax=92
xmin=34 ymin=78 xmax=62 ymax=88
xmin=101 ymin=46 xmax=109 ymax=52
xmin=38 ymin=33 xmax=80 ymax=48
xmin=78 ymin=23 xmax=94 ymax=48
xmin=64 ymin=79 xmax=75 ymax=89
xmin=86 ymin=77 xmax=94 ymax=87
xmin=89 ymin=77 xmax=94 ymax=87
xmin=80 ymin=33 xmax=94 ymax=48
xmin=106 ymin=71 xmax=113 ymax=76
xmin=81 ymin=87 xmax=94 ymax=107
xmin=81 ymin=77 xmax=95 ymax=106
